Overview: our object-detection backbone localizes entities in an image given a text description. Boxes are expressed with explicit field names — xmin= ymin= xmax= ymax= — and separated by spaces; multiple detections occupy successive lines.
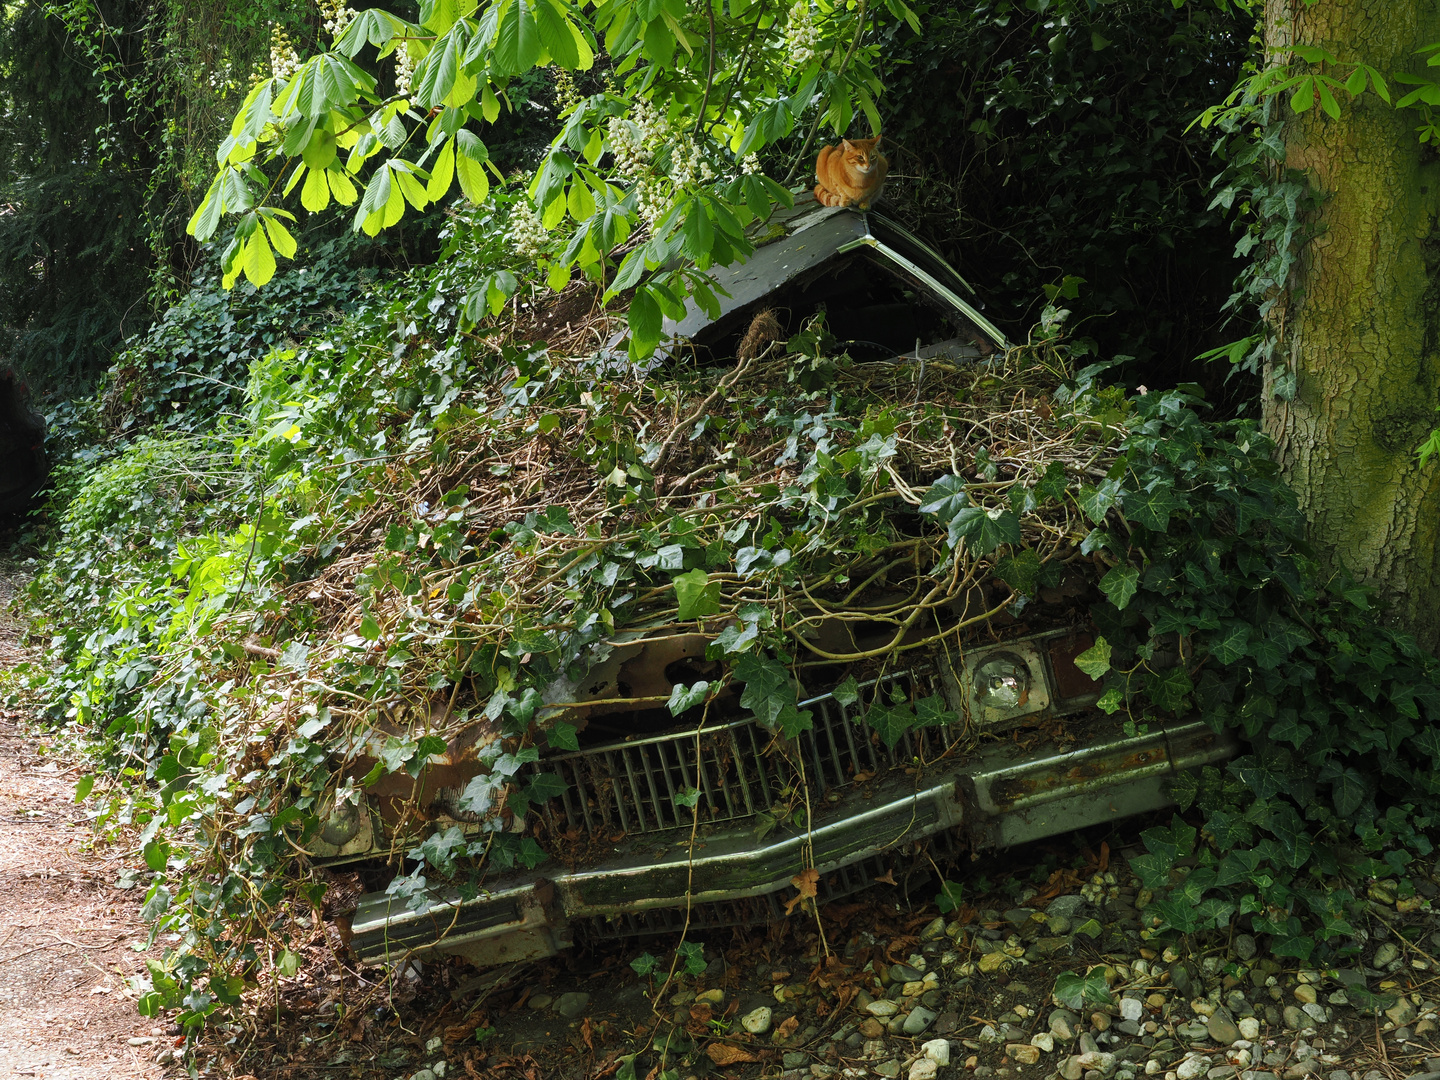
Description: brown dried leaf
xmin=784 ymin=867 xmax=819 ymax=915
xmin=707 ymin=1043 xmax=759 ymax=1066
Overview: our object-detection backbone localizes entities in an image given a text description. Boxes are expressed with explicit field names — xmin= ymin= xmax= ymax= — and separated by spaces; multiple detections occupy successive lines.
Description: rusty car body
xmin=315 ymin=200 xmax=1237 ymax=970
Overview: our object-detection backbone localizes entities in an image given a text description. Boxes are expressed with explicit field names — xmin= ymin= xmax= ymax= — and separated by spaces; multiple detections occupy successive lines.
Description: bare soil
xmin=0 ymin=569 xmax=167 ymax=1080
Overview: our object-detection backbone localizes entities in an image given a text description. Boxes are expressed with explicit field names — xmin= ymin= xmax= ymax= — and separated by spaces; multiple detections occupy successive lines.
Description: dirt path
xmin=0 ymin=567 xmax=165 ymax=1080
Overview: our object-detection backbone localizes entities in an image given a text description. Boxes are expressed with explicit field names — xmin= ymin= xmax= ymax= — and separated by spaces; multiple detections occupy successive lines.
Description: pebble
xmin=1295 ymin=985 xmax=1318 ymax=1005
xmin=1060 ymin=1056 xmax=1085 ymax=1080
xmin=1120 ymin=998 xmax=1144 ymax=1023
xmin=980 ymin=951 xmax=1012 ymax=973
xmin=904 ymin=1007 xmax=937 ymax=1035
xmin=1375 ymin=944 xmax=1401 ymax=967
xmin=1093 ymin=1012 xmax=1112 ymax=1032
xmin=1207 ymin=1009 xmax=1240 ymax=1045
xmin=1051 ymin=1009 xmax=1081 ymax=1040
xmin=695 ymin=988 xmax=724 ymax=1006
xmin=527 ymin=993 xmax=554 ymax=1011
xmin=860 ymin=1018 xmax=884 ymax=1039
xmin=555 ymin=992 xmax=589 ymax=1019
xmin=1008 ymin=1044 xmax=1042 ymax=1065
xmin=127 ymin=1037 xmax=155 ymax=1046
xmin=1049 ymin=895 xmax=1086 ymax=919
xmin=1032 ymin=1033 xmax=1055 ymax=1052
xmin=891 ymin=963 xmax=924 ymax=983
xmin=923 ymin=1038 xmax=951 ymax=1066
xmin=1238 ymin=1018 xmax=1260 ymax=1040
xmin=1177 ymin=1056 xmax=1212 ymax=1080
xmin=742 ymin=1006 xmax=773 ymax=1035
xmin=1283 ymin=1006 xmax=1309 ymax=1031
xmin=867 ymin=1000 xmax=900 ymax=1018
xmin=1389 ymin=999 xmax=1420 ymax=1027
xmin=911 ymin=1061 xmax=939 ymax=1080
xmin=920 ymin=917 xmax=948 ymax=941
xmin=1235 ymin=935 xmax=1257 ymax=961
xmin=875 ymin=1061 xmax=901 ymax=1078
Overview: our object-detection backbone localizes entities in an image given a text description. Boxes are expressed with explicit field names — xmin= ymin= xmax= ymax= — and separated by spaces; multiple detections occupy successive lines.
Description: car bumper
xmin=349 ymin=715 xmax=1235 ymax=968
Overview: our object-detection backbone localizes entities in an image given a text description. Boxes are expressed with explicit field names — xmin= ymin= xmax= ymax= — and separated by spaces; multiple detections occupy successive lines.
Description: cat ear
xmin=841 ymin=139 xmax=854 ymax=151
xmin=873 ymin=133 xmax=883 ymax=148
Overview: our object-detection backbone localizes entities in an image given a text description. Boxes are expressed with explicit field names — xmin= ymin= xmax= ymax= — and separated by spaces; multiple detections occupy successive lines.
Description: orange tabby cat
xmin=814 ymin=135 xmax=889 ymax=209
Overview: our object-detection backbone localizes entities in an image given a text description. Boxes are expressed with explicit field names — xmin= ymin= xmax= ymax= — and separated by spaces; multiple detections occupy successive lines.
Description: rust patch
xmin=1048 ymin=631 xmax=1097 ymax=701
xmin=985 ymin=746 xmax=1168 ymax=810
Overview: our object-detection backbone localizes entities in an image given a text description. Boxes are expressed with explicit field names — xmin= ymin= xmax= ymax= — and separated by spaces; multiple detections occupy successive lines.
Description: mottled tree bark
xmin=1264 ymin=0 xmax=1440 ymax=651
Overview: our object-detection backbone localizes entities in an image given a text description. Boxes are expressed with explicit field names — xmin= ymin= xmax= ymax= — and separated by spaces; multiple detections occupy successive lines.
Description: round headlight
xmin=974 ymin=653 xmax=1030 ymax=711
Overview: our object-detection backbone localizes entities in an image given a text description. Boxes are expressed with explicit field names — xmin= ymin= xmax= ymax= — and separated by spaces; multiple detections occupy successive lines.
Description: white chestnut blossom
xmin=785 ymin=1 xmax=823 ymax=66
xmin=270 ymin=27 xmax=301 ymax=81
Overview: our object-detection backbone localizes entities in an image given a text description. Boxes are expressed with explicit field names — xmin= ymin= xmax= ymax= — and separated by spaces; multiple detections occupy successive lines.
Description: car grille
xmin=525 ymin=669 xmax=963 ymax=838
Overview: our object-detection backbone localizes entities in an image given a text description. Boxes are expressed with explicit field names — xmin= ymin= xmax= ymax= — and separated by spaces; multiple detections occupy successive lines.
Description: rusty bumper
xmin=349 ymin=716 xmax=1236 ymax=968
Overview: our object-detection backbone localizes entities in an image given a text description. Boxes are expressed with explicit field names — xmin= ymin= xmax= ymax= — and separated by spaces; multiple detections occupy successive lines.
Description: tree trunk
xmin=1264 ymin=0 xmax=1440 ymax=652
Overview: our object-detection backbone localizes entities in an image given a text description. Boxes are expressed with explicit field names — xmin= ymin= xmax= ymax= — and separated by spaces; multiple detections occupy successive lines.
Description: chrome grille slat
xmin=527 ymin=668 xmax=949 ymax=838
xmin=637 ymin=743 xmax=668 ymax=828
xmin=727 ymin=727 xmax=757 ymax=814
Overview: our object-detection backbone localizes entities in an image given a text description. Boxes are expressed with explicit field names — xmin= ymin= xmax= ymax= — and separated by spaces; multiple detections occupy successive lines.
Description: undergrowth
xmin=12 ymin=200 xmax=1440 ymax=1034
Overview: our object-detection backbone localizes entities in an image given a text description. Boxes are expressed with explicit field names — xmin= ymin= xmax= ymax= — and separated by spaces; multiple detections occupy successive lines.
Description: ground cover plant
xmin=10 ymin=0 xmax=1440 ymax=1050
xmin=14 ymin=201 xmax=1440 ymax=1032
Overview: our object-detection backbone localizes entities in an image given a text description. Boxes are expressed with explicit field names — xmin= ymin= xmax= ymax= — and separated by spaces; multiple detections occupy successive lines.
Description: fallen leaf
xmin=706 ymin=1043 xmax=759 ymax=1066
xmin=784 ymin=868 xmax=819 ymax=915
xmin=873 ymin=868 xmax=897 ymax=886
xmin=774 ymin=1014 xmax=800 ymax=1042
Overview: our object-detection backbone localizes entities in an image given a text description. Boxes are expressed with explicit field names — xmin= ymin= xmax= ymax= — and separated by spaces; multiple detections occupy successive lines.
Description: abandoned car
xmin=310 ymin=198 xmax=1237 ymax=971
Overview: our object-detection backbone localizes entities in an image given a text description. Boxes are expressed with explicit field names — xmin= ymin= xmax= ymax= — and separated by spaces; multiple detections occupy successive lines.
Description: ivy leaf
xmin=914 ymin=693 xmax=957 ymax=728
xmin=546 ymin=721 xmax=580 ymax=751
xmin=1209 ymin=621 xmax=1251 ymax=665
xmin=865 ymin=701 xmax=917 ymax=749
xmin=1034 ymin=461 xmax=1068 ymax=503
xmin=1146 ymin=666 xmax=1193 ymax=713
xmin=948 ymin=505 xmax=1022 ymax=556
xmin=918 ymin=474 xmax=969 ymax=521
xmin=1327 ymin=765 xmax=1368 ymax=818
xmin=832 ymin=676 xmax=860 ymax=708
xmin=994 ymin=550 xmax=1043 ymax=594
xmin=734 ymin=654 xmax=796 ymax=730
xmin=674 ymin=567 xmax=721 ymax=621
xmin=1078 ymin=479 xmax=1124 ymax=523
xmin=1099 ymin=565 xmax=1140 ymax=610
xmin=1074 ymin=637 xmax=1112 ymax=680
xmin=456 ymin=773 xmax=503 ymax=816
xmin=143 ymin=840 xmax=170 ymax=872
xmin=1123 ymin=485 xmax=1181 ymax=532
xmin=411 ymin=824 xmax=468 ymax=875
xmin=772 ymin=703 xmax=814 ymax=738
xmin=667 ymin=680 xmax=710 ymax=716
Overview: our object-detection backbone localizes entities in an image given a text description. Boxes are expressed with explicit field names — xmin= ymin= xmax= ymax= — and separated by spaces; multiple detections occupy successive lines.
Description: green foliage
xmin=98 ymin=235 xmax=379 ymax=435
xmin=189 ymin=0 xmax=912 ymax=354
xmin=882 ymin=0 xmax=1254 ymax=390
xmin=1052 ymin=366 xmax=1440 ymax=961
xmin=1053 ymin=969 xmax=1113 ymax=1011
xmin=0 ymin=1 xmax=161 ymax=395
